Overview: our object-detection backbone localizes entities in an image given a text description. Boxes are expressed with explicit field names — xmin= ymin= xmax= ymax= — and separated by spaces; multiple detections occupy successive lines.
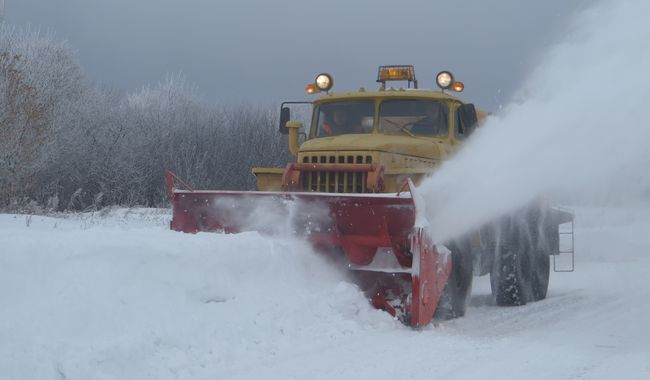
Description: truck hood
xmin=299 ymin=134 xmax=449 ymax=160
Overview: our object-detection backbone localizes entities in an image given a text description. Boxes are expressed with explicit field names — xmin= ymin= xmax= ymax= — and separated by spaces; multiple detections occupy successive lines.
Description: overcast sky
xmin=5 ymin=0 xmax=587 ymax=111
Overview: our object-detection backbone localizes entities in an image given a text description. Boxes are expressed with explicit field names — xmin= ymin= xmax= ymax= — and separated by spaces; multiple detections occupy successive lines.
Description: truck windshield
xmin=315 ymin=101 xmax=375 ymax=137
xmin=379 ymin=100 xmax=449 ymax=136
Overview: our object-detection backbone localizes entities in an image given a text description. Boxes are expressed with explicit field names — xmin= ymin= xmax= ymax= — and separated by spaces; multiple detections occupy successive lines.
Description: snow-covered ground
xmin=1 ymin=205 xmax=649 ymax=379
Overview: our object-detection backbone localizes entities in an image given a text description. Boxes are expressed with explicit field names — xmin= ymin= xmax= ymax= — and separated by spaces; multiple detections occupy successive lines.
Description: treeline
xmin=0 ymin=24 xmax=291 ymax=211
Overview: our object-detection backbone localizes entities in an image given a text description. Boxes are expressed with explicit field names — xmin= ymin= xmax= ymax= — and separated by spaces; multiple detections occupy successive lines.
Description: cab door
xmin=450 ymin=103 xmax=479 ymax=149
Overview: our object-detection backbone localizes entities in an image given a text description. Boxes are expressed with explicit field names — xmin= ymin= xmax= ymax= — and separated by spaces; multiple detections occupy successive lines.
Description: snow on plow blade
xmin=165 ymin=170 xmax=451 ymax=327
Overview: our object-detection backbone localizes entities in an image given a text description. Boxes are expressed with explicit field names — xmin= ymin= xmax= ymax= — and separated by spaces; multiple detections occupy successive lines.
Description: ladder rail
xmin=554 ymin=218 xmax=575 ymax=272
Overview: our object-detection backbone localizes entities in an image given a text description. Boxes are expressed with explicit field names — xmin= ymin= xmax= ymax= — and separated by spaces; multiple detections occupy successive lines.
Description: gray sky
xmin=5 ymin=0 xmax=587 ymax=110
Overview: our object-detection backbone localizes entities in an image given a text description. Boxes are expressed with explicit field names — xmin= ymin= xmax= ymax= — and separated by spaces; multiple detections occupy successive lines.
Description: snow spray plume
xmin=212 ymin=196 xmax=332 ymax=236
xmin=418 ymin=0 xmax=650 ymax=242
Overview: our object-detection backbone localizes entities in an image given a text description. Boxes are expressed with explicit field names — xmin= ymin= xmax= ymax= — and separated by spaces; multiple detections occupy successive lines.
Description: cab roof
xmin=312 ymin=88 xmax=465 ymax=104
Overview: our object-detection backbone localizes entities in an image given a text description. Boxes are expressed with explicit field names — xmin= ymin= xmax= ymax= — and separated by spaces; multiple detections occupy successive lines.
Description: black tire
xmin=434 ymin=240 xmax=473 ymax=320
xmin=490 ymin=243 xmax=532 ymax=306
xmin=530 ymin=234 xmax=551 ymax=301
xmin=490 ymin=218 xmax=551 ymax=306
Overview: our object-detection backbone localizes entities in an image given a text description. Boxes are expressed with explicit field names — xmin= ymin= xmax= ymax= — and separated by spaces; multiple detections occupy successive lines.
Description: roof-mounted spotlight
xmin=315 ymin=73 xmax=333 ymax=92
xmin=436 ymin=71 xmax=454 ymax=90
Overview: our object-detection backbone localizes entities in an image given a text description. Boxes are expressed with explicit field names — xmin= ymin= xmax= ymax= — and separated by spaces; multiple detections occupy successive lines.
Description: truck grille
xmin=301 ymin=154 xmax=373 ymax=193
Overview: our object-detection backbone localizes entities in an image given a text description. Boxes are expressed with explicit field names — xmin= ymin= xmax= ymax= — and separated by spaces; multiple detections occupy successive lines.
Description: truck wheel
xmin=434 ymin=241 xmax=473 ymax=320
xmin=490 ymin=244 xmax=531 ymax=306
xmin=490 ymin=216 xmax=552 ymax=306
xmin=530 ymin=238 xmax=551 ymax=301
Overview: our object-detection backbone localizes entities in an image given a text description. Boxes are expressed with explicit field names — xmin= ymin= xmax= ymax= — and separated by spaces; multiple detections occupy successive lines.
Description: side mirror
xmin=458 ymin=103 xmax=478 ymax=137
xmin=279 ymin=107 xmax=291 ymax=134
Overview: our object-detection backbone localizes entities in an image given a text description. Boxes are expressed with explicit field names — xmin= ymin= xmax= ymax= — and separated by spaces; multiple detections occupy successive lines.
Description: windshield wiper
xmin=383 ymin=117 xmax=423 ymax=138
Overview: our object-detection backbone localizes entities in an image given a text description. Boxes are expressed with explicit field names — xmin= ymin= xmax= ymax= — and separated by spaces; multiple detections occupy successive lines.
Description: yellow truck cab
xmin=253 ymin=65 xmax=488 ymax=193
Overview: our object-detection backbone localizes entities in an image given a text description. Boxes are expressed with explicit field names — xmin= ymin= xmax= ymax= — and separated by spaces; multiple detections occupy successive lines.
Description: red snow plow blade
xmin=165 ymin=170 xmax=451 ymax=327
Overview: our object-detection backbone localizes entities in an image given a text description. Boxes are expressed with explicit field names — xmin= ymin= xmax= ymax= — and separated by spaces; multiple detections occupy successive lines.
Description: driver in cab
xmin=319 ymin=109 xmax=361 ymax=136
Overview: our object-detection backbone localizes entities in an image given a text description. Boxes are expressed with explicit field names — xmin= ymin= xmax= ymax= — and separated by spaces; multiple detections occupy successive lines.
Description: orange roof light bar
xmin=377 ymin=65 xmax=418 ymax=88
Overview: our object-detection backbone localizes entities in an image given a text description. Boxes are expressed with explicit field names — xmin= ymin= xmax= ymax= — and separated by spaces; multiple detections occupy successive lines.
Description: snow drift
xmin=0 ymin=209 xmax=396 ymax=379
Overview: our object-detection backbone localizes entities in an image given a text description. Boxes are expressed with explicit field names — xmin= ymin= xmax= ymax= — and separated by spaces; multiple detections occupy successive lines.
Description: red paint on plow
xmin=409 ymin=228 xmax=452 ymax=327
xmin=165 ymin=169 xmax=451 ymax=327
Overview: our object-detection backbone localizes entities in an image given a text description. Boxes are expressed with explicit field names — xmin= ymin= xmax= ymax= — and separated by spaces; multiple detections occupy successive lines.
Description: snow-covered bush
xmin=0 ymin=25 xmax=84 ymax=207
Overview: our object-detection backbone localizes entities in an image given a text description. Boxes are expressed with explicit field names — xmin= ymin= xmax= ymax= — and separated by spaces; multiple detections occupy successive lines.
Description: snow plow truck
xmin=165 ymin=65 xmax=574 ymax=327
